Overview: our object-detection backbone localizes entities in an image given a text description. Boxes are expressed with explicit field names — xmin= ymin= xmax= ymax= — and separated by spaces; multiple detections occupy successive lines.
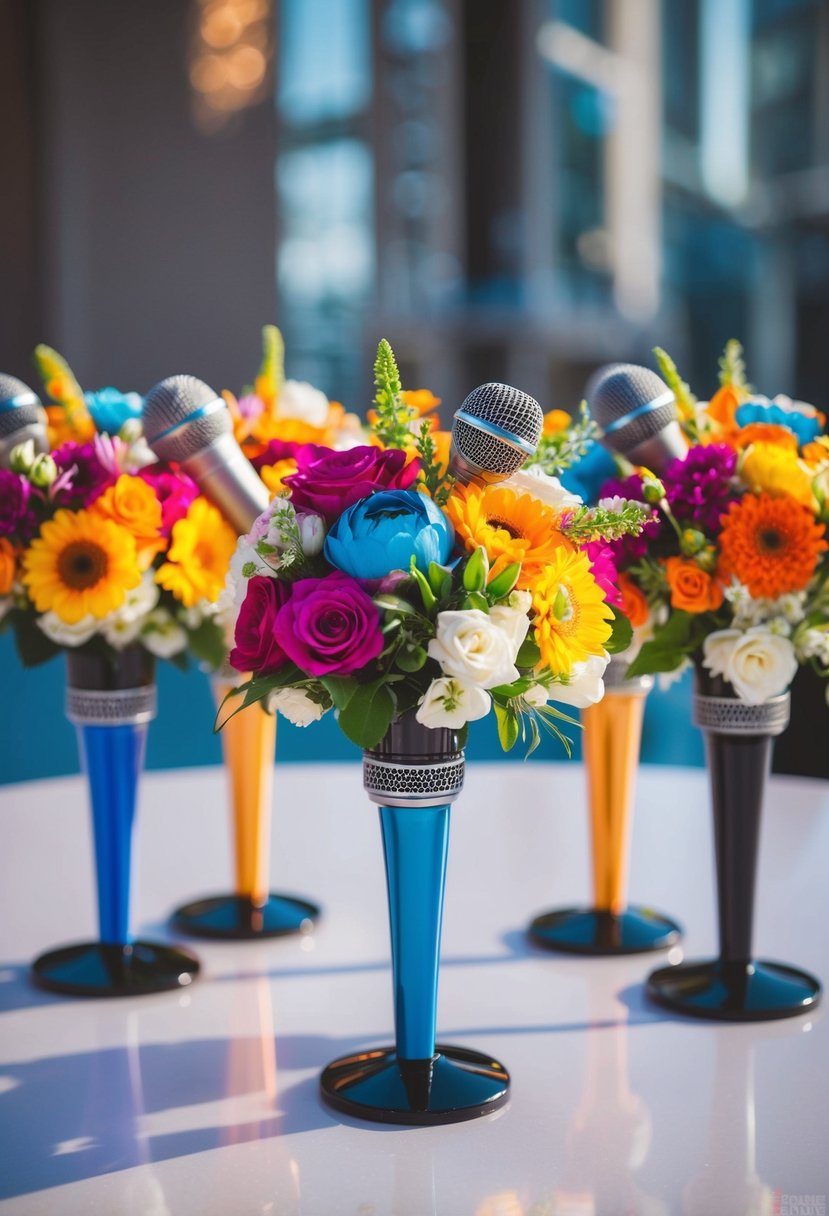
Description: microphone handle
xmin=624 ymin=421 xmax=689 ymax=475
xmin=0 ymin=422 xmax=49 ymax=470
xmin=182 ymin=432 xmax=270 ymax=535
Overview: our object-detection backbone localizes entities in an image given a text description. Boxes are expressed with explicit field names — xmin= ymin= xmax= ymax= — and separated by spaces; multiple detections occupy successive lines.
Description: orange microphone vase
xmin=172 ymin=674 xmax=320 ymax=939
xmin=528 ymin=656 xmax=681 ymax=954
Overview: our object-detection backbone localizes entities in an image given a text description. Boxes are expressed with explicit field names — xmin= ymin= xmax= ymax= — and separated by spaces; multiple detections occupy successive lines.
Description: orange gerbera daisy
xmin=719 ymin=493 xmax=827 ymax=599
xmin=733 ymin=423 xmax=798 ymax=452
xmin=444 ymin=483 xmax=572 ymax=587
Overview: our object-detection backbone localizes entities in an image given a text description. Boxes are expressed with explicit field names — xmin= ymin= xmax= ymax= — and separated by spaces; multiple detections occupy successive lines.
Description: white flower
xmin=775 ymin=593 xmax=807 ymax=625
xmin=549 ymin=652 xmax=609 ymax=708
xmin=266 ymin=687 xmax=325 ymax=726
xmin=488 ymin=603 xmax=531 ymax=658
xmin=38 ymin=612 xmax=99 ymax=647
xmin=119 ymin=571 xmax=160 ymax=623
xmin=795 ymin=626 xmax=829 ymax=667
xmin=703 ymin=626 xmax=797 ymax=704
xmin=428 ymin=610 xmax=520 ymax=689
xmin=767 ymin=616 xmax=792 ymax=638
xmin=502 ymin=465 xmax=582 ymax=508
xmin=415 ymin=677 xmax=491 ymax=729
xmin=298 ymin=512 xmax=325 ymax=557
xmin=277 ymin=380 xmax=329 ymax=427
xmin=521 ymin=683 xmax=549 ymax=709
xmin=597 ymin=495 xmax=627 ymax=514
xmin=507 ymin=589 xmax=532 ymax=614
xmin=141 ymin=609 xmax=188 ymax=658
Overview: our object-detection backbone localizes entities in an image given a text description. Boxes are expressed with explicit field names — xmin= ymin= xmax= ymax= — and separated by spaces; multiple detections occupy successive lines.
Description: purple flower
xmin=230 ymin=576 xmax=291 ymax=674
xmin=662 ymin=444 xmax=738 ymax=533
xmin=0 ymin=470 xmax=36 ymax=539
xmin=284 ymin=446 xmax=420 ymax=520
xmin=138 ymin=464 xmax=199 ymax=536
xmin=598 ymin=473 xmax=661 ymax=564
xmin=276 ymin=572 xmax=384 ymax=676
xmin=51 ymin=441 xmax=115 ymax=508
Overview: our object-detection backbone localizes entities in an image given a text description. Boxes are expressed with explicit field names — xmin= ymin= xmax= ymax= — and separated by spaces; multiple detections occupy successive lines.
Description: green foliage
xmin=529 ymin=401 xmax=599 ymax=477
xmin=186 ymin=617 xmax=227 ymax=672
xmin=604 ymin=608 xmax=633 ymax=655
xmin=718 ymin=339 xmax=752 ymax=391
xmin=10 ymin=610 xmax=60 ymax=668
xmin=415 ymin=420 xmax=455 ymax=505
xmin=337 ymin=679 xmax=397 ymax=749
xmin=259 ymin=325 xmax=285 ymax=398
xmin=653 ymin=347 xmax=697 ymax=422
xmin=371 ymin=339 xmax=414 ymax=449
xmin=625 ymin=610 xmax=705 ymax=677
xmin=558 ymin=501 xmax=651 ymax=545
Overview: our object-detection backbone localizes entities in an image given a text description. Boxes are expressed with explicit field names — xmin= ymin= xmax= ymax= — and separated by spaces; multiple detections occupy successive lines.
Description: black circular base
xmin=647 ymin=958 xmax=822 ymax=1021
xmin=171 ymin=893 xmax=320 ymax=940
xmin=31 ymin=941 xmax=200 ymax=998
xmin=528 ymin=906 xmax=682 ymax=956
xmin=320 ymin=1044 xmax=510 ymax=1126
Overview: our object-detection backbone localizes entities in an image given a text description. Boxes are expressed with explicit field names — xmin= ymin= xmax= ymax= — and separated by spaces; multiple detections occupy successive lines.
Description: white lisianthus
xmin=795 ymin=626 xmax=829 ymax=667
xmin=775 ymin=592 xmax=807 ymax=625
xmin=118 ymin=571 xmax=160 ymax=623
xmin=703 ymin=626 xmax=797 ymax=704
xmin=502 ymin=465 xmax=582 ymax=508
xmin=38 ymin=612 xmax=99 ymax=647
xmin=142 ymin=609 xmax=188 ymax=658
xmin=428 ymin=610 xmax=520 ymax=689
xmin=277 ymin=380 xmax=329 ymax=427
xmin=266 ymin=687 xmax=326 ymax=726
xmin=521 ymin=683 xmax=549 ymax=709
xmin=415 ymin=677 xmax=491 ymax=729
xmin=488 ymin=602 xmax=531 ymax=658
xmin=100 ymin=613 xmax=144 ymax=650
xmin=549 ymin=652 xmax=609 ymax=708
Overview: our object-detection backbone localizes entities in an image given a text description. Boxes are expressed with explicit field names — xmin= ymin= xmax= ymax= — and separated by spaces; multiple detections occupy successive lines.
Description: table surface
xmin=0 ymin=761 xmax=827 ymax=1216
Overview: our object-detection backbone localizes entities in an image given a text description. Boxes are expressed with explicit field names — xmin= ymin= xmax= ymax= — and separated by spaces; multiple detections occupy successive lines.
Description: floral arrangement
xmin=0 ymin=346 xmax=233 ymax=669
xmin=595 ymin=341 xmax=829 ymax=704
xmin=221 ymin=341 xmax=648 ymax=753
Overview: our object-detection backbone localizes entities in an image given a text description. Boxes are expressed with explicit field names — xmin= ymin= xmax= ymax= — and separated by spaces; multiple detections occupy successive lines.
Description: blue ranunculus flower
xmin=324 ymin=489 xmax=454 ymax=580
xmin=735 ymin=396 xmax=823 ymax=446
xmin=84 ymin=387 xmax=143 ymax=435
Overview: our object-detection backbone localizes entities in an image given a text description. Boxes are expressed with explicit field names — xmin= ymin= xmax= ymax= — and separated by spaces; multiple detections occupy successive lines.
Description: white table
xmin=1 ymin=762 xmax=827 ymax=1215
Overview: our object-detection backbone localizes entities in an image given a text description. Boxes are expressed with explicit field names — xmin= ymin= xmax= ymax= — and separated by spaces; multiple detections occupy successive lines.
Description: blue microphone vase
xmin=320 ymin=712 xmax=509 ymax=1125
xmin=31 ymin=647 xmax=199 ymax=997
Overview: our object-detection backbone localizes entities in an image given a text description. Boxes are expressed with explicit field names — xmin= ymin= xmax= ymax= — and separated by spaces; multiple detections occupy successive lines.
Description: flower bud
xmin=30 ymin=453 xmax=58 ymax=488
xmin=298 ymin=512 xmax=325 ymax=557
xmin=9 ymin=439 xmax=36 ymax=475
xmin=119 ymin=417 xmax=144 ymax=445
xmin=695 ymin=546 xmax=718 ymax=574
xmin=639 ymin=470 xmax=666 ymax=504
xmin=679 ymin=528 xmax=706 ymax=556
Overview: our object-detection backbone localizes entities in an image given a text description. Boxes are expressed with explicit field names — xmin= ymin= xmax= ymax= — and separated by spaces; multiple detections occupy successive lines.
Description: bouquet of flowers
xmin=598 ymin=342 xmax=829 ymax=703
xmin=221 ymin=341 xmax=648 ymax=753
xmin=0 ymin=346 xmax=233 ymax=669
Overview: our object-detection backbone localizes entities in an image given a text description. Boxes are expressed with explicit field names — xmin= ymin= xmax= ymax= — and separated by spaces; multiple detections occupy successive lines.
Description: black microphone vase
xmin=647 ymin=668 xmax=821 ymax=1021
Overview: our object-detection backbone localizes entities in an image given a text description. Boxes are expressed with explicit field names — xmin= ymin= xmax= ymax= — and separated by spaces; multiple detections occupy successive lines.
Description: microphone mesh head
xmin=0 ymin=374 xmax=46 ymax=439
xmin=586 ymin=363 xmax=677 ymax=455
xmin=452 ymin=382 xmax=543 ymax=477
xmin=142 ymin=374 xmax=230 ymax=463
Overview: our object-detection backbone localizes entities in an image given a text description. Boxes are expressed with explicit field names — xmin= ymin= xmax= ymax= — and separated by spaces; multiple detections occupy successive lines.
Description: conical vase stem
xmin=582 ymin=692 xmax=646 ymax=914
xmin=705 ymin=731 xmax=770 ymax=963
xmin=77 ymin=721 xmax=147 ymax=945
xmin=379 ymin=803 xmax=450 ymax=1062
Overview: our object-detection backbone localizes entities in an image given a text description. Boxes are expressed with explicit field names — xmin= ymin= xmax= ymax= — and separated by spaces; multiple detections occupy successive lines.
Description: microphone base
xmin=527 ymin=906 xmax=681 ymax=956
xmin=171 ymin=892 xmax=320 ymax=940
xmin=31 ymin=940 xmax=200 ymax=997
xmin=647 ymin=958 xmax=821 ymax=1021
xmin=320 ymin=1044 xmax=510 ymax=1126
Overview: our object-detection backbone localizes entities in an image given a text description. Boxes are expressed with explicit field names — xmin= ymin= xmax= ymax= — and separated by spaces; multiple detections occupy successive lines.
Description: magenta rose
xmin=0 ymin=469 xmax=36 ymax=539
xmin=251 ymin=439 xmax=325 ymax=473
xmin=230 ymin=576 xmax=290 ymax=675
xmin=276 ymin=572 xmax=384 ymax=676
xmin=138 ymin=464 xmax=199 ymax=536
xmin=284 ymin=445 xmax=420 ymax=519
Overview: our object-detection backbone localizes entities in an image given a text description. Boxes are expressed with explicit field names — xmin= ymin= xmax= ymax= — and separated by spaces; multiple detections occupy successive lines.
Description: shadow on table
xmin=0 ymin=963 xmax=77 ymax=1013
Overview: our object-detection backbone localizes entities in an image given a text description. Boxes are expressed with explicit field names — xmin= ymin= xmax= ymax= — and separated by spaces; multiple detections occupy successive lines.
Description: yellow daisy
xmin=740 ymin=443 xmax=815 ymax=510
xmin=445 ymin=483 xmax=572 ymax=587
xmin=22 ymin=508 xmax=141 ymax=624
xmin=155 ymin=497 xmax=236 ymax=608
xmin=531 ymin=548 xmax=613 ymax=676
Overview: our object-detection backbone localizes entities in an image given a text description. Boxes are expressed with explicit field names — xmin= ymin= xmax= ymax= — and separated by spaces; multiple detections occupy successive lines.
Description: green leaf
xmin=516 ymin=635 xmax=541 ymax=669
xmin=11 ymin=612 xmax=61 ymax=668
xmin=396 ymin=645 xmax=428 ymax=673
xmin=494 ymin=701 xmax=520 ymax=751
xmin=624 ymin=641 xmax=686 ymax=677
xmin=462 ymin=547 xmax=488 ymax=593
xmin=187 ymin=618 xmax=227 ymax=671
xmin=604 ymin=609 xmax=633 ymax=656
xmin=463 ymin=591 xmax=489 ymax=612
xmin=374 ymin=593 xmax=417 ymax=615
xmin=486 ymin=563 xmax=521 ymax=599
xmin=409 ymin=562 xmax=437 ymax=612
xmin=338 ymin=680 xmax=396 ymax=750
xmin=320 ymin=675 xmax=359 ymax=710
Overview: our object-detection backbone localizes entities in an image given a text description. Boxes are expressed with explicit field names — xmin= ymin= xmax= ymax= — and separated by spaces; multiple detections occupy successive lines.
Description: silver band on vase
xmin=603 ymin=652 xmax=653 ymax=695
xmin=692 ymin=692 xmax=790 ymax=737
xmin=363 ymin=754 xmax=465 ymax=808
xmin=66 ymin=685 xmax=158 ymax=727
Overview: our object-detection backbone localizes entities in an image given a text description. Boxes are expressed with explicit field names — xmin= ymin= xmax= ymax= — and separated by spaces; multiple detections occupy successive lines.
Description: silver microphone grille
xmin=142 ymin=374 xmax=231 ymax=463
xmin=452 ymin=382 xmax=543 ymax=477
xmin=0 ymin=374 xmax=46 ymax=439
xmin=587 ymin=363 xmax=677 ymax=455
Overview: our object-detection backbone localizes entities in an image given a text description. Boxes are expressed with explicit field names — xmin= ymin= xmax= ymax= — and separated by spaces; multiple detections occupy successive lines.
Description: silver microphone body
xmin=449 ymin=382 xmax=544 ymax=486
xmin=587 ymin=363 xmax=689 ymax=475
xmin=0 ymin=375 xmax=49 ymax=469
xmin=619 ymin=420 xmax=689 ymax=472
xmin=180 ymin=431 xmax=270 ymax=534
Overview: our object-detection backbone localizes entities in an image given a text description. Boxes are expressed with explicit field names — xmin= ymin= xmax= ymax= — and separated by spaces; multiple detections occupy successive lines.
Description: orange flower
xmin=802 ymin=438 xmax=829 ymax=468
xmin=733 ymin=423 xmax=798 ymax=452
xmin=719 ymin=493 xmax=827 ymax=599
xmin=260 ymin=459 xmax=298 ymax=499
xmin=706 ymin=385 xmax=742 ymax=443
xmin=543 ymin=409 xmax=571 ymax=437
xmin=92 ymin=474 xmax=165 ymax=568
xmin=445 ymin=483 xmax=572 ymax=587
xmin=0 ymin=538 xmax=17 ymax=595
xmin=400 ymin=389 xmax=441 ymax=416
xmin=664 ymin=557 xmax=724 ymax=613
xmin=617 ymin=573 xmax=649 ymax=627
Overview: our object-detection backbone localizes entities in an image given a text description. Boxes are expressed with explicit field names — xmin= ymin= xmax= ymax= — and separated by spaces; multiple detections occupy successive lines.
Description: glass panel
xmin=278 ymin=0 xmax=371 ymax=125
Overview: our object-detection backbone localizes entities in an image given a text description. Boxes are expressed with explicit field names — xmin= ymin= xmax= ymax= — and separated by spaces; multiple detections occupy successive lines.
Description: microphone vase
xmin=528 ymin=655 xmax=682 ymax=954
xmin=647 ymin=667 xmax=821 ymax=1020
xmin=171 ymin=675 xmax=320 ymax=939
xmin=31 ymin=648 xmax=200 ymax=997
xmin=320 ymin=712 xmax=510 ymax=1125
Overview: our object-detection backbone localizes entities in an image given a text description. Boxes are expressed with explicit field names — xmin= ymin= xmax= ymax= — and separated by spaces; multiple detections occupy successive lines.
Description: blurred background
xmin=2 ymin=0 xmax=828 ymax=782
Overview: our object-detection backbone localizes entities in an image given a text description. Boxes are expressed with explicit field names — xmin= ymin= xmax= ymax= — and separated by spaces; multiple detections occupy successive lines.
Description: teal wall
xmin=0 ymin=634 xmax=704 ymax=785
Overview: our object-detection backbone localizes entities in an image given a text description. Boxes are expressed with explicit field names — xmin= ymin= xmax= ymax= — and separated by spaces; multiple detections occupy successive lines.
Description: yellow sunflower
xmin=531 ymin=548 xmax=613 ymax=676
xmin=445 ymin=483 xmax=572 ymax=587
xmin=22 ymin=508 xmax=141 ymax=624
xmin=155 ymin=497 xmax=236 ymax=607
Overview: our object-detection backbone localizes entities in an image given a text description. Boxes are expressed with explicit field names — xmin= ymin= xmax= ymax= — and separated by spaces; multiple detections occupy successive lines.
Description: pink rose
xmin=276 ymin=572 xmax=384 ymax=676
xmin=138 ymin=465 xmax=199 ymax=536
xmin=284 ymin=445 xmax=420 ymax=520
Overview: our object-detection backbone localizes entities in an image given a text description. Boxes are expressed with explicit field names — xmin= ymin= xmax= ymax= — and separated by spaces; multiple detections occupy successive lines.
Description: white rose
xmin=277 ymin=380 xmax=329 ymax=427
xmin=703 ymin=626 xmax=797 ymax=704
xmin=37 ymin=612 xmax=99 ymax=647
xmin=502 ymin=466 xmax=582 ymax=508
xmin=100 ymin=613 xmax=144 ymax=650
xmin=428 ymin=610 xmax=520 ymax=689
xmin=549 ymin=652 xmax=609 ymax=708
xmin=488 ymin=603 xmax=530 ymax=660
xmin=415 ymin=677 xmax=491 ymax=729
xmin=266 ymin=687 xmax=325 ymax=727
xmin=142 ymin=609 xmax=188 ymax=659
